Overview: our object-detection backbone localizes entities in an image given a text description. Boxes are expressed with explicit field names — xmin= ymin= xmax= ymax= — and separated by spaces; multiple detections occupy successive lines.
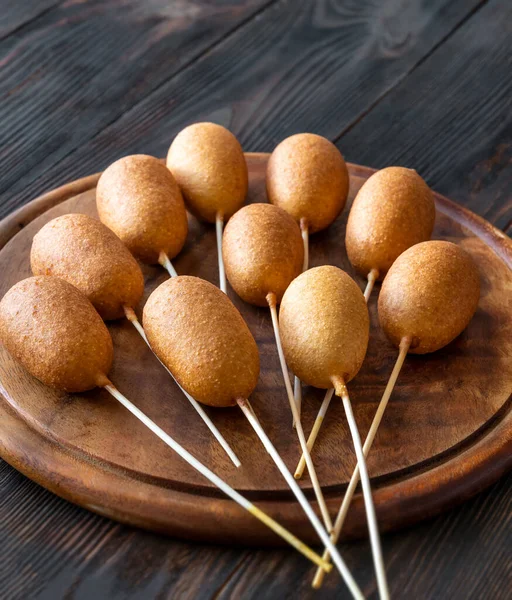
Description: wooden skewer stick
xmin=237 ymin=398 xmax=364 ymax=600
xmin=123 ymin=306 xmax=241 ymax=468
xmin=216 ymin=212 xmax=227 ymax=294
xmin=312 ymin=336 xmax=411 ymax=589
xmin=158 ymin=251 xmax=178 ymax=278
xmin=364 ymin=268 xmax=379 ymax=303
xmin=294 ymin=388 xmax=334 ymax=479
xmin=300 ymin=217 xmax=309 ymax=274
xmin=102 ymin=383 xmax=329 ymax=570
xmin=292 ymin=218 xmax=309 ymax=429
xmin=266 ymin=292 xmax=333 ymax=533
xmin=332 ymin=376 xmax=389 ymax=600
xmin=295 ymin=270 xmax=377 ymax=478
xmin=293 ymin=376 xmax=302 ymax=429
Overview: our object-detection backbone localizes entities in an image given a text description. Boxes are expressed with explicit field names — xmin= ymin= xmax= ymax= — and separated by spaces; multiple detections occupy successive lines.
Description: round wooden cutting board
xmin=0 ymin=154 xmax=511 ymax=545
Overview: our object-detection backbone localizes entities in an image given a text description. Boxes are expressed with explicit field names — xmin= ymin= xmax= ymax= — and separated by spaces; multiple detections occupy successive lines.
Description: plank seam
xmin=331 ymin=0 xmax=490 ymax=145
xmin=0 ymin=1 xmax=63 ymax=42
xmin=0 ymin=0 xmax=280 ymax=205
xmin=210 ymin=553 xmax=251 ymax=600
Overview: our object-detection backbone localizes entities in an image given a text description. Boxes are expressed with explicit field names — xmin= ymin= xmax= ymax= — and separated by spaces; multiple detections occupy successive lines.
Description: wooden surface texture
xmin=0 ymin=1 xmax=511 ymax=599
xmin=1 ymin=155 xmax=510 ymax=548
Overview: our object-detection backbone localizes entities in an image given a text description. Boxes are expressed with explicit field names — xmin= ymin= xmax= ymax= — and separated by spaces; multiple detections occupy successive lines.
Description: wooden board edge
xmin=1 ymin=386 xmax=511 ymax=545
xmin=0 ymin=156 xmax=511 ymax=543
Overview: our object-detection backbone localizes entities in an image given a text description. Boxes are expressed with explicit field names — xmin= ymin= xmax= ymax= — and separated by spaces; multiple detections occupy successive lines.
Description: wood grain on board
xmin=1 ymin=0 xmax=511 ymax=599
xmin=1 ymin=156 xmax=510 ymax=549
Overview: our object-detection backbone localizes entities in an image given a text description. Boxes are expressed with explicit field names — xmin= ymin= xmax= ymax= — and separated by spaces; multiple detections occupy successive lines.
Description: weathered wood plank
xmin=0 ymin=0 xmax=482 ymax=219
xmin=215 ymin=473 xmax=512 ymax=599
xmin=1 ymin=458 xmax=510 ymax=599
xmin=1 ymin=1 xmax=510 ymax=599
xmin=0 ymin=0 xmax=61 ymax=39
xmin=0 ymin=461 xmax=245 ymax=600
xmin=338 ymin=0 xmax=512 ymax=231
xmin=0 ymin=0 xmax=273 ymax=217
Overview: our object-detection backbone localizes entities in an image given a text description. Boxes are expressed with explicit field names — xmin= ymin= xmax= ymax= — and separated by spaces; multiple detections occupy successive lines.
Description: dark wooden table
xmin=1 ymin=1 xmax=510 ymax=598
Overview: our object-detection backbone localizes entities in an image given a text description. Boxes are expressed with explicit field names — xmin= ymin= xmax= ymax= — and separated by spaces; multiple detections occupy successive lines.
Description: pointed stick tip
xmin=331 ymin=375 xmax=347 ymax=398
xmin=123 ymin=305 xmax=137 ymax=322
xmin=266 ymin=291 xmax=277 ymax=308
xmin=97 ymin=374 xmax=112 ymax=389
